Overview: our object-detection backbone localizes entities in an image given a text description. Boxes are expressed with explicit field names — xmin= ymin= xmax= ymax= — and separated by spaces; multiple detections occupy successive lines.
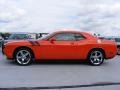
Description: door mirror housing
xmin=50 ymin=38 xmax=56 ymax=43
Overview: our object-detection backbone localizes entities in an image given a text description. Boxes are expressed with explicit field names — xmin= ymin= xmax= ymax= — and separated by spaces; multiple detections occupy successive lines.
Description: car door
xmin=39 ymin=32 xmax=81 ymax=59
xmin=73 ymin=33 xmax=88 ymax=59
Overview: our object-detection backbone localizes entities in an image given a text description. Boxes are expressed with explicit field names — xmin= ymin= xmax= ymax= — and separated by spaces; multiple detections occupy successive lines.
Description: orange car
xmin=2 ymin=31 xmax=117 ymax=66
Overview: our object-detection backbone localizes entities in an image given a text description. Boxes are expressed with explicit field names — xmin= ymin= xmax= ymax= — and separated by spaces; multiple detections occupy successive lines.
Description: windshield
xmin=38 ymin=33 xmax=51 ymax=40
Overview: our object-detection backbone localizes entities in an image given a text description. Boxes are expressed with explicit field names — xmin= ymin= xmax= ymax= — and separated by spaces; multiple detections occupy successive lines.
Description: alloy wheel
xmin=89 ymin=50 xmax=104 ymax=66
xmin=16 ymin=49 xmax=32 ymax=65
xmin=117 ymin=47 xmax=120 ymax=55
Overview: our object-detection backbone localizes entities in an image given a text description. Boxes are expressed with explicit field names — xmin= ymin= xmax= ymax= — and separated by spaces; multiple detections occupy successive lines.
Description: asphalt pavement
xmin=0 ymin=48 xmax=120 ymax=90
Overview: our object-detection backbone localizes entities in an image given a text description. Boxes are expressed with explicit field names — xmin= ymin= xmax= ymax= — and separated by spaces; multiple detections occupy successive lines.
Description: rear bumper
xmin=105 ymin=46 xmax=117 ymax=59
xmin=117 ymin=45 xmax=120 ymax=55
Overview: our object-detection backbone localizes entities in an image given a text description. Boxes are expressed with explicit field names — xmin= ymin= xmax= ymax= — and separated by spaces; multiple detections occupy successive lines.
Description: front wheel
xmin=88 ymin=50 xmax=104 ymax=66
xmin=14 ymin=48 xmax=33 ymax=66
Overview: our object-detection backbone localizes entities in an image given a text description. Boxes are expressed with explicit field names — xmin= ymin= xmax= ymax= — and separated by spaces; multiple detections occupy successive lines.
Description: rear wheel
xmin=14 ymin=48 xmax=33 ymax=66
xmin=88 ymin=50 xmax=104 ymax=66
xmin=117 ymin=47 xmax=120 ymax=55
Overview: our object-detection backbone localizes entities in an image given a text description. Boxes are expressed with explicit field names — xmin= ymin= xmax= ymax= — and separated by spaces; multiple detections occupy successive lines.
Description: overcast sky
xmin=0 ymin=0 xmax=120 ymax=36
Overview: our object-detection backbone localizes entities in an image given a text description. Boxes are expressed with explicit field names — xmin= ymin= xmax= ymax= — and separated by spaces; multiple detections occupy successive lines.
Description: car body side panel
xmin=32 ymin=39 xmax=117 ymax=60
xmin=99 ymin=40 xmax=117 ymax=59
xmin=34 ymin=40 xmax=87 ymax=60
xmin=3 ymin=31 xmax=117 ymax=61
xmin=3 ymin=40 xmax=32 ymax=59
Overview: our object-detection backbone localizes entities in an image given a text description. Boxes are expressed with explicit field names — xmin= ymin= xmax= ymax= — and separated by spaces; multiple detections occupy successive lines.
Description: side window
xmin=53 ymin=33 xmax=76 ymax=41
xmin=74 ymin=33 xmax=85 ymax=41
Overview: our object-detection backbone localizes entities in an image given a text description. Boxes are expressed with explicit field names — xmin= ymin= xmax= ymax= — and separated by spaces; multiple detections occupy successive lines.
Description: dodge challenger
xmin=2 ymin=31 xmax=117 ymax=66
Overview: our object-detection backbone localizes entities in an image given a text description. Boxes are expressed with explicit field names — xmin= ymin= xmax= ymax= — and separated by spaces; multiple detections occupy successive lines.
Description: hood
xmin=4 ymin=39 xmax=34 ymax=43
xmin=4 ymin=39 xmax=40 ymax=46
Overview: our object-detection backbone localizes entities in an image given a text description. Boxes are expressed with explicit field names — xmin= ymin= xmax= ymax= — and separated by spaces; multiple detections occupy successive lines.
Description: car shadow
xmin=33 ymin=60 xmax=90 ymax=66
xmin=6 ymin=60 xmax=89 ymax=66
xmin=6 ymin=59 xmax=108 ymax=66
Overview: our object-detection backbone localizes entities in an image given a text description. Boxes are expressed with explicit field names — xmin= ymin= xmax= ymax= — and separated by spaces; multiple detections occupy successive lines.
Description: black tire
xmin=88 ymin=50 xmax=104 ymax=66
xmin=14 ymin=48 xmax=33 ymax=66
xmin=117 ymin=47 xmax=120 ymax=55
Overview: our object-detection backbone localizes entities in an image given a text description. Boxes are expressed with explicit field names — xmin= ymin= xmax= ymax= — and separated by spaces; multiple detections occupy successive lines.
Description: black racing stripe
xmin=35 ymin=41 xmax=40 ymax=45
xmin=29 ymin=41 xmax=40 ymax=46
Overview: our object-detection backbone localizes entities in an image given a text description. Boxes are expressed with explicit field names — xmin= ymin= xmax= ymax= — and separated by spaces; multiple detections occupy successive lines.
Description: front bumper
xmin=1 ymin=47 xmax=4 ymax=55
xmin=1 ymin=43 xmax=4 ymax=54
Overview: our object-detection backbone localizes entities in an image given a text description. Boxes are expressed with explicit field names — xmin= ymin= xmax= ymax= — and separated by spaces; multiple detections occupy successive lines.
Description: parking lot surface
xmin=0 ymin=48 xmax=120 ymax=89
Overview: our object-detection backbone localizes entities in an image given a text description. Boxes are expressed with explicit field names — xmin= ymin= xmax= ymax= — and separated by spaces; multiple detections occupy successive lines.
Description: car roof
xmin=52 ymin=30 xmax=88 ymax=34
xmin=44 ymin=30 xmax=96 ymax=40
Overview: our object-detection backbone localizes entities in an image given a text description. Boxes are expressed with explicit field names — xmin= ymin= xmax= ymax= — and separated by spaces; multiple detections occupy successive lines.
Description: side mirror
xmin=50 ymin=38 xmax=56 ymax=43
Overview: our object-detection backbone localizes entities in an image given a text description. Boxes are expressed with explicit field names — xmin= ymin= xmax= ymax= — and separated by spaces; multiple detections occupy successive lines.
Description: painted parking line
xmin=0 ymin=82 xmax=120 ymax=90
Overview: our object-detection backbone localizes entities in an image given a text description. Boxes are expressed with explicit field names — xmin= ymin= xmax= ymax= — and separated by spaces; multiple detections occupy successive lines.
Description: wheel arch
xmin=87 ymin=48 xmax=106 ymax=59
xmin=13 ymin=46 xmax=35 ymax=59
xmin=117 ymin=45 xmax=120 ymax=48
